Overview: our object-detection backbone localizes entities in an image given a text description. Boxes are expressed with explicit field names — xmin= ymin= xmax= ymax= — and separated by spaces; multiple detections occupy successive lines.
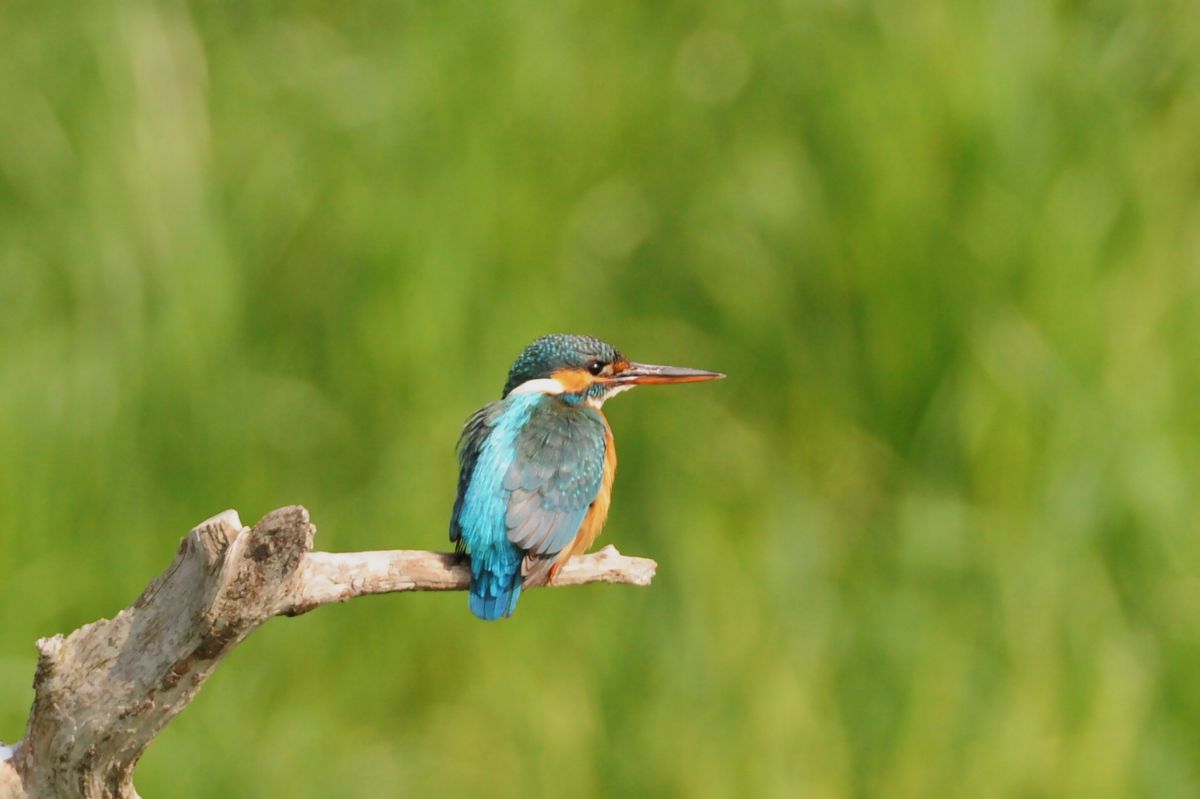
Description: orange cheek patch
xmin=551 ymin=368 xmax=592 ymax=393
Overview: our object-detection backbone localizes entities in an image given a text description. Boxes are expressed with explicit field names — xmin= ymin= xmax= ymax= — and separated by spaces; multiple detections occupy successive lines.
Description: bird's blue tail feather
xmin=469 ymin=570 xmax=522 ymax=620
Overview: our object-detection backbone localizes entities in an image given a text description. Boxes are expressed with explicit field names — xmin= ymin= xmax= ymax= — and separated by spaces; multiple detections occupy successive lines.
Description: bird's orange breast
xmin=556 ymin=419 xmax=617 ymax=569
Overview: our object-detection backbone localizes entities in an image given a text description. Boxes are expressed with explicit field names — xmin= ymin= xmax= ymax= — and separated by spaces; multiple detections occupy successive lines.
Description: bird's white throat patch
xmin=587 ymin=384 xmax=633 ymax=408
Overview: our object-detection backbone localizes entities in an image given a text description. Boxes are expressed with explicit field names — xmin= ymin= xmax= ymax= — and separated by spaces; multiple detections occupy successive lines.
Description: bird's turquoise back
xmin=452 ymin=392 xmax=608 ymax=619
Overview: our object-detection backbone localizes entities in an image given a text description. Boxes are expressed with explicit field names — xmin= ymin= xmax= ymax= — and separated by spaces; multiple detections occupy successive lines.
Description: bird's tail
xmin=469 ymin=568 xmax=522 ymax=620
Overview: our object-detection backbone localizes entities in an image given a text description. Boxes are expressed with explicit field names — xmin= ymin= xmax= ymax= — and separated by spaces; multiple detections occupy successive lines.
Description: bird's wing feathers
xmin=450 ymin=401 xmax=504 ymax=546
xmin=502 ymin=401 xmax=608 ymax=557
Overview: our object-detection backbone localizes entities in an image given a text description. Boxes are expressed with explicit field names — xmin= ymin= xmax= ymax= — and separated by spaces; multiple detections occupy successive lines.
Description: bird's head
xmin=502 ymin=334 xmax=723 ymax=407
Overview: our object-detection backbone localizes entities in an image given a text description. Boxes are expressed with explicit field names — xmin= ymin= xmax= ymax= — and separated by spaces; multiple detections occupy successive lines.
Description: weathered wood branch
xmin=0 ymin=506 xmax=656 ymax=799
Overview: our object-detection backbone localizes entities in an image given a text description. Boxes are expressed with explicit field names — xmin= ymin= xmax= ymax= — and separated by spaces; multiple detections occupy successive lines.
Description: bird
xmin=450 ymin=333 xmax=724 ymax=620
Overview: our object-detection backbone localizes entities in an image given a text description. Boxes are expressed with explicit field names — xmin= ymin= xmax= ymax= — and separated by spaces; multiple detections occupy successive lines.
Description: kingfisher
xmin=450 ymin=333 xmax=723 ymax=620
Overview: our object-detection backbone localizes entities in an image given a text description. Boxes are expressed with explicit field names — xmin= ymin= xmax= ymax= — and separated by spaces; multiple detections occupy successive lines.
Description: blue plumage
xmin=453 ymin=392 xmax=545 ymax=620
xmin=452 ymin=391 xmax=608 ymax=620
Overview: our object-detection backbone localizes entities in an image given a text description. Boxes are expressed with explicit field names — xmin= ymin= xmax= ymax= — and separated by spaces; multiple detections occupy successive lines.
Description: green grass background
xmin=3 ymin=1 xmax=1200 ymax=796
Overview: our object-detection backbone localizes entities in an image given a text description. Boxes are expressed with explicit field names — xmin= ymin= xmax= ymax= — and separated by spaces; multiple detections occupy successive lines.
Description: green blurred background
xmin=3 ymin=0 xmax=1200 ymax=796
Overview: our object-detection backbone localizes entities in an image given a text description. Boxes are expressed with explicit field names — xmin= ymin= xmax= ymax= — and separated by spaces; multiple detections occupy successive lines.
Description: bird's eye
xmin=586 ymin=360 xmax=605 ymax=376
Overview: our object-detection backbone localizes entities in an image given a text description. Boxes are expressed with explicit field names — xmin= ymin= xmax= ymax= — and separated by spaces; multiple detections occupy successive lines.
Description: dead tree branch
xmin=0 ymin=505 xmax=656 ymax=799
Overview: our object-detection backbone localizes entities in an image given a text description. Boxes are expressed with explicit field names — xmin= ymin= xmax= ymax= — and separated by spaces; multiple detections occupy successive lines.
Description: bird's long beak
xmin=613 ymin=362 xmax=725 ymax=385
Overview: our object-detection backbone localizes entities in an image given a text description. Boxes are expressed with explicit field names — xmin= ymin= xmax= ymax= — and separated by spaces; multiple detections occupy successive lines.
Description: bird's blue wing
xmin=451 ymin=394 xmax=607 ymax=614
xmin=503 ymin=400 xmax=608 ymax=558
xmin=450 ymin=401 xmax=504 ymax=548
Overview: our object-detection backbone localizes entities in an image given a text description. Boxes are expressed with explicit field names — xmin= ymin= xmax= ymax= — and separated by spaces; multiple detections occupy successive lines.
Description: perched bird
xmin=450 ymin=334 xmax=723 ymax=620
